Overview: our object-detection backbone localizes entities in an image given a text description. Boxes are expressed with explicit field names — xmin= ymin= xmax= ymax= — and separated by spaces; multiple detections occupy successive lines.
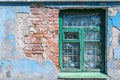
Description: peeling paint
xmin=114 ymin=45 xmax=120 ymax=60
xmin=108 ymin=7 xmax=118 ymax=17
xmin=107 ymin=16 xmax=113 ymax=46
xmin=112 ymin=13 xmax=120 ymax=29
xmin=0 ymin=5 xmax=30 ymax=59
xmin=0 ymin=59 xmax=58 ymax=80
xmin=0 ymin=2 xmax=120 ymax=80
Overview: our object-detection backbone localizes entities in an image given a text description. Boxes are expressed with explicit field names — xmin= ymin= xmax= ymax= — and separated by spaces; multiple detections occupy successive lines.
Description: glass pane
xmin=64 ymin=32 xmax=78 ymax=40
xmin=84 ymin=31 xmax=100 ymax=41
xmin=84 ymin=42 xmax=101 ymax=69
xmin=62 ymin=13 xmax=101 ymax=28
xmin=62 ymin=42 xmax=80 ymax=69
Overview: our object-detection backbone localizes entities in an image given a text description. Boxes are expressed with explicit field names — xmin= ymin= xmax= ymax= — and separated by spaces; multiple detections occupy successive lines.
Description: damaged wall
xmin=0 ymin=2 xmax=120 ymax=80
xmin=107 ymin=7 xmax=120 ymax=80
xmin=0 ymin=4 xmax=58 ymax=80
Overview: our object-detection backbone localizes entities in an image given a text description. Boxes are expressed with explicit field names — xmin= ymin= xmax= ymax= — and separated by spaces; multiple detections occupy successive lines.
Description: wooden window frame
xmin=58 ymin=9 xmax=108 ymax=79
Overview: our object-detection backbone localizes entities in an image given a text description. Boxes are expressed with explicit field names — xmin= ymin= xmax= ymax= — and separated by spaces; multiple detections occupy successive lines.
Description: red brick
xmin=24 ymin=50 xmax=33 ymax=54
xmin=24 ymin=7 xmax=59 ymax=67
xmin=24 ymin=37 xmax=41 ymax=44
xmin=54 ymin=62 xmax=59 ymax=67
xmin=24 ymin=37 xmax=33 ymax=43
xmin=24 ymin=50 xmax=43 ymax=54
xmin=32 ymin=47 xmax=44 ymax=51
xmin=30 ymin=8 xmax=39 ymax=11
xmin=25 ymin=53 xmax=33 ymax=57
xmin=25 ymin=44 xmax=41 ymax=47
xmin=31 ymin=38 xmax=41 ymax=44
xmin=34 ymin=33 xmax=43 ymax=38
xmin=33 ymin=51 xmax=43 ymax=54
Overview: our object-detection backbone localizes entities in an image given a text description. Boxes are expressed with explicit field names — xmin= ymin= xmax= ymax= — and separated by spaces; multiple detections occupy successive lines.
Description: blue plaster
xmin=114 ymin=45 xmax=120 ymax=60
xmin=16 ymin=6 xmax=30 ymax=13
xmin=107 ymin=61 xmax=114 ymax=68
xmin=5 ymin=7 xmax=16 ymax=22
xmin=7 ymin=34 xmax=15 ymax=40
xmin=0 ymin=60 xmax=10 ymax=68
xmin=108 ymin=16 xmax=113 ymax=27
xmin=118 ymin=6 xmax=120 ymax=10
xmin=10 ymin=59 xmax=55 ymax=74
xmin=0 ymin=59 xmax=56 ymax=75
xmin=11 ymin=59 xmax=42 ymax=73
xmin=0 ymin=5 xmax=30 ymax=57
xmin=7 ymin=34 xmax=17 ymax=55
xmin=112 ymin=13 xmax=120 ymax=29
xmin=13 ymin=51 xmax=18 ymax=56
xmin=0 ymin=8 xmax=6 ymax=45
xmin=107 ymin=16 xmax=113 ymax=46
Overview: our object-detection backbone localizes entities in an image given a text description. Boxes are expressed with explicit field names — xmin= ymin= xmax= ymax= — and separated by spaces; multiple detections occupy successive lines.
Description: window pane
xmin=64 ymin=32 xmax=78 ymax=40
xmin=84 ymin=31 xmax=100 ymax=41
xmin=62 ymin=13 xmax=100 ymax=28
xmin=62 ymin=42 xmax=80 ymax=69
xmin=84 ymin=42 xmax=102 ymax=69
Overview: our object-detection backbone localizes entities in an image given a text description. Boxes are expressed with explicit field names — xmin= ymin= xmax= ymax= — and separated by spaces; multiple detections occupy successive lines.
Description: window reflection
xmin=84 ymin=43 xmax=101 ymax=69
xmin=63 ymin=13 xmax=100 ymax=28
xmin=62 ymin=42 xmax=80 ymax=69
xmin=84 ymin=31 xmax=100 ymax=41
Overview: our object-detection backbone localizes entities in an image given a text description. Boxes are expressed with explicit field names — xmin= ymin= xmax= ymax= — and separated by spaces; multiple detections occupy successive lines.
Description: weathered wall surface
xmin=0 ymin=2 xmax=120 ymax=80
xmin=24 ymin=5 xmax=59 ymax=67
xmin=107 ymin=7 xmax=120 ymax=80
xmin=0 ymin=4 xmax=58 ymax=80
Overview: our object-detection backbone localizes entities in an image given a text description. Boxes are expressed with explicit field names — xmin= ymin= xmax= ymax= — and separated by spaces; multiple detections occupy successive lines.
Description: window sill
xmin=58 ymin=72 xmax=108 ymax=79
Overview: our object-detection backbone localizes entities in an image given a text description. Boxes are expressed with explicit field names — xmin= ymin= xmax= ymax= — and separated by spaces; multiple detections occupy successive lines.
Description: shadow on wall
xmin=119 ymin=33 xmax=120 ymax=43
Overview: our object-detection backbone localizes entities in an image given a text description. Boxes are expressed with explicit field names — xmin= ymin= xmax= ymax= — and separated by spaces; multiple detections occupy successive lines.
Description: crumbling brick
xmin=24 ymin=6 xmax=59 ymax=67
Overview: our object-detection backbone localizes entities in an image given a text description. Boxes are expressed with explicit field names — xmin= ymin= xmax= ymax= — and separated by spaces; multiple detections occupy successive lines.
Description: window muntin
xmin=59 ymin=10 xmax=105 ymax=72
xmin=64 ymin=32 xmax=78 ymax=40
xmin=84 ymin=42 xmax=102 ymax=69
xmin=63 ymin=13 xmax=100 ymax=28
xmin=84 ymin=30 xmax=102 ymax=70
xmin=84 ymin=31 xmax=100 ymax=41
xmin=62 ymin=42 xmax=80 ymax=69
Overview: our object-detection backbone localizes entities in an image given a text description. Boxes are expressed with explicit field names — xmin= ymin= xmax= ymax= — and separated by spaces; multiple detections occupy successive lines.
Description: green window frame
xmin=59 ymin=9 xmax=108 ymax=79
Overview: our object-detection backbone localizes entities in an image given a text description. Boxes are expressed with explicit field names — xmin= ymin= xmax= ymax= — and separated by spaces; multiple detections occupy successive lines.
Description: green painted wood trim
xmin=59 ymin=9 xmax=106 ymax=73
xmin=59 ymin=11 xmax=63 ymax=69
xmin=101 ymin=11 xmax=106 ymax=73
xmin=58 ymin=72 xmax=108 ymax=79
xmin=81 ymin=29 xmax=84 ymax=71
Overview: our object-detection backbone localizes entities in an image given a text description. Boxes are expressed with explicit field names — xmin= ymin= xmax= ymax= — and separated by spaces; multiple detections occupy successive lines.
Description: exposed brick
xmin=34 ymin=33 xmax=42 ymax=38
xmin=24 ymin=37 xmax=41 ymax=44
xmin=33 ymin=51 xmax=43 ymax=54
xmin=32 ymin=47 xmax=44 ymax=51
xmin=24 ymin=47 xmax=32 ymax=51
xmin=24 ymin=50 xmax=43 ymax=54
xmin=24 ymin=6 xmax=59 ymax=68
xmin=24 ymin=50 xmax=33 ymax=54
xmin=25 ymin=44 xmax=41 ymax=47
xmin=25 ymin=53 xmax=33 ymax=57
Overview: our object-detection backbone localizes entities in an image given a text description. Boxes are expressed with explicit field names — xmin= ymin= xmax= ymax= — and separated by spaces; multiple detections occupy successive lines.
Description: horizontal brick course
xmin=24 ymin=6 xmax=59 ymax=68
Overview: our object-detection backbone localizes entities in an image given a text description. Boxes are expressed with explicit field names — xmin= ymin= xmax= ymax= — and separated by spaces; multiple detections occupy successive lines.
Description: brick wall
xmin=24 ymin=5 xmax=59 ymax=67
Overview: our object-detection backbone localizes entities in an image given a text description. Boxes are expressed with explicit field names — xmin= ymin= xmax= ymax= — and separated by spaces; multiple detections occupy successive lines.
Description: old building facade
xmin=0 ymin=0 xmax=120 ymax=80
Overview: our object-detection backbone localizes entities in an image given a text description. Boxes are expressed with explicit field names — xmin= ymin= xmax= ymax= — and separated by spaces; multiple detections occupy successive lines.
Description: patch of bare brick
xmin=24 ymin=5 xmax=59 ymax=67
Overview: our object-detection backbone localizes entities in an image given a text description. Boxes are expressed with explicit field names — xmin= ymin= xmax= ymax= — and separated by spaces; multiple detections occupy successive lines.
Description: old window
xmin=59 ymin=9 xmax=108 ymax=79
